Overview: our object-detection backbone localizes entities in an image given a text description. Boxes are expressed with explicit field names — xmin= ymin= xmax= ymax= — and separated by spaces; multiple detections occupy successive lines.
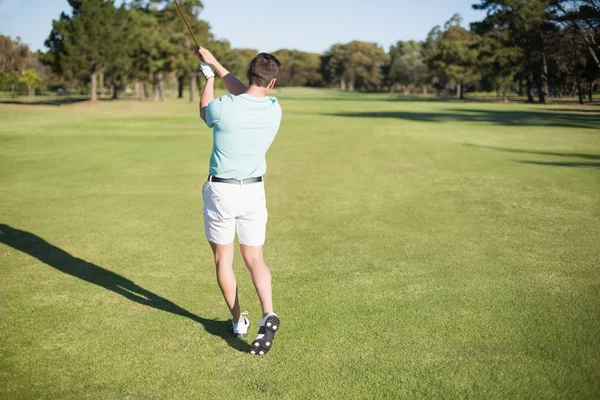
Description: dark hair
xmin=247 ymin=53 xmax=281 ymax=88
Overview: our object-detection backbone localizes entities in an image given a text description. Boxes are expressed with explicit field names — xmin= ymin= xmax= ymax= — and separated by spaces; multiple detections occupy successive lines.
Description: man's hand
xmin=199 ymin=62 xmax=215 ymax=80
xmin=195 ymin=46 xmax=248 ymax=96
xmin=197 ymin=47 xmax=219 ymax=68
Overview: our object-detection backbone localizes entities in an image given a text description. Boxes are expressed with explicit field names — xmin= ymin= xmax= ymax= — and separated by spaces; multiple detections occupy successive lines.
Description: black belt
xmin=208 ymin=175 xmax=263 ymax=184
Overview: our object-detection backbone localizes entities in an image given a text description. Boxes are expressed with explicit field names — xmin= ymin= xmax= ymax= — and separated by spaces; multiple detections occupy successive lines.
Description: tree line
xmin=1 ymin=0 xmax=598 ymax=104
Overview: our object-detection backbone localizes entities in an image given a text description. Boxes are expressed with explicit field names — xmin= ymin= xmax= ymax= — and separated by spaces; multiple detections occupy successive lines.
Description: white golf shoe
xmin=249 ymin=312 xmax=280 ymax=356
xmin=232 ymin=312 xmax=250 ymax=338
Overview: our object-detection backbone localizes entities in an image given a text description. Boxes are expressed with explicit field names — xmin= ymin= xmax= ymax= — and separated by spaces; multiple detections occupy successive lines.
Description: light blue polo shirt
xmin=205 ymin=93 xmax=282 ymax=180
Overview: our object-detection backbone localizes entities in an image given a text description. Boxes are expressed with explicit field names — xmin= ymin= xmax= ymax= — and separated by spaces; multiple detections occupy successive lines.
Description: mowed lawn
xmin=1 ymin=89 xmax=599 ymax=399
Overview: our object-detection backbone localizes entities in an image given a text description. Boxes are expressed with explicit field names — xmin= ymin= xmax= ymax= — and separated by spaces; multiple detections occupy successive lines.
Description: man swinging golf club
xmin=196 ymin=47 xmax=282 ymax=356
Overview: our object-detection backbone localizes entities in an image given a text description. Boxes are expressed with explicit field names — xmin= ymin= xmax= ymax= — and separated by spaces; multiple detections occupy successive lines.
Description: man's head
xmin=247 ymin=53 xmax=281 ymax=91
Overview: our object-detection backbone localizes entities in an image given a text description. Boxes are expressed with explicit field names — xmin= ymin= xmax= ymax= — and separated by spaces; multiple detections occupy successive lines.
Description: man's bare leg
xmin=209 ymin=242 xmax=242 ymax=321
xmin=239 ymin=244 xmax=273 ymax=316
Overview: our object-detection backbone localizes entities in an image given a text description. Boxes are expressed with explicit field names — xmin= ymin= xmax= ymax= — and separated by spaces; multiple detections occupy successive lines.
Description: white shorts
xmin=202 ymin=180 xmax=268 ymax=246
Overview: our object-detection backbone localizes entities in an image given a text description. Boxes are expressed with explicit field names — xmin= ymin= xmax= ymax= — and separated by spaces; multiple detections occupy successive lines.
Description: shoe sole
xmin=249 ymin=315 xmax=280 ymax=356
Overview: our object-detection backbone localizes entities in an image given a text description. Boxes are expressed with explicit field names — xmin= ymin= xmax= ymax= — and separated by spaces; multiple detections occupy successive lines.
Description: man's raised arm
xmin=198 ymin=47 xmax=248 ymax=96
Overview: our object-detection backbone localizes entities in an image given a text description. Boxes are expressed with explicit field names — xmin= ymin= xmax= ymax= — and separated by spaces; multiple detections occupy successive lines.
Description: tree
xmin=272 ymin=49 xmax=321 ymax=87
xmin=472 ymin=18 xmax=523 ymax=101
xmin=127 ymin=3 xmax=177 ymax=102
xmin=473 ymin=0 xmax=558 ymax=104
xmin=553 ymin=0 xmax=600 ymax=100
xmin=387 ymin=40 xmax=427 ymax=94
xmin=0 ymin=35 xmax=38 ymax=92
xmin=160 ymin=0 xmax=211 ymax=102
xmin=554 ymin=0 xmax=600 ymax=68
xmin=208 ymin=41 xmax=255 ymax=91
xmin=103 ymin=4 xmax=135 ymax=99
xmin=0 ymin=35 xmax=33 ymax=74
xmin=422 ymin=26 xmax=445 ymax=92
xmin=19 ymin=70 xmax=43 ymax=97
xmin=423 ymin=15 xmax=481 ymax=99
xmin=322 ymin=41 xmax=388 ymax=91
xmin=45 ymin=0 xmax=123 ymax=101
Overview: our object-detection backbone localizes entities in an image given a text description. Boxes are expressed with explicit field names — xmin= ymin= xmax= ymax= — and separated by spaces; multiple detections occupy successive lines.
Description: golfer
xmin=196 ymin=48 xmax=282 ymax=356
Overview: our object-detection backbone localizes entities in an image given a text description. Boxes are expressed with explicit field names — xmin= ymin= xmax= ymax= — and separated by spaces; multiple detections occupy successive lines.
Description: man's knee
xmin=210 ymin=242 xmax=234 ymax=266
xmin=240 ymin=245 xmax=265 ymax=268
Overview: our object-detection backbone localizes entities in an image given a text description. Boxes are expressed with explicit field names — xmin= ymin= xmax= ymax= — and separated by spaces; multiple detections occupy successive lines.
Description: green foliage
xmin=272 ymin=49 xmax=321 ymax=87
xmin=386 ymin=41 xmax=427 ymax=92
xmin=103 ymin=5 xmax=136 ymax=90
xmin=424 ymin=15 xmax=481 ymax=97
xmin=0 ymin=71 xmax=22 ymax=91
xmin=27 ymin=0 xmax=600 ymax=100
xmin=210 ymin=41 xmax=255 ymax=81
xmin=18 ymin=70 xmax=43 ymax=93
xmin=164 ymin=0 xmax=211 ymax=77
xmin=44 ymin=0 xmax=127 ymax=100
xmin=473 ymin=0 xmax=558 ymax=103
xmin=322 ymin=41 xmax=389 ymax=91
xmin=473 ymin=23 xmax=523 ymax=95
xmin=45 ymin=0 xmax=122 ymax=77
xmin=553 ymin=0 xmax=600 ymax=68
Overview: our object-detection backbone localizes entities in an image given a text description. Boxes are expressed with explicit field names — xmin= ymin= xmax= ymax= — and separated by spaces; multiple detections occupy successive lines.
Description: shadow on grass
xmin=517 ymin=160 xmax=600 ymax=168
xmin=464 ymin=144 xmax=600 ymax=169
xmin=464 ymin=144 xmax=600 ymax=160
xmin=328 ymin=109 xmax=600 ymax=129
xmin=0 ymin=97 xmax=90 ymax=106
xmin=0 ymin=223 xmax=249 ymax=353
xmin=548 ymin=108 xmax=600 ymax=113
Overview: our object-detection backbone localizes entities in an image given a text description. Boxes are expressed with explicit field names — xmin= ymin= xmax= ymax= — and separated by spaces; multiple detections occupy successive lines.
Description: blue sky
xmin=0 ymin=0 xmax=485 ymax=53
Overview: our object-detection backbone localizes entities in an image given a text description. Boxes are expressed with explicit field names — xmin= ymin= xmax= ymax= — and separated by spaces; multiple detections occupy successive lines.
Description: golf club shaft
xmin=173 ymin=0 xmax=200 ymax=49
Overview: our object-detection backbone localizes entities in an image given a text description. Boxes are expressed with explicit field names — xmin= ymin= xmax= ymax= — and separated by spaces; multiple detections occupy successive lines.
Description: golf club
xmin=173 ymin=0 xmax=200 ymax=49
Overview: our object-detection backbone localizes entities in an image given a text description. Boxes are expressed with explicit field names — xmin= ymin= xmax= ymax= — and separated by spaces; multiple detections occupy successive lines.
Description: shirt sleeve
xmin=205 ymin=97 xmax=225 ymax=128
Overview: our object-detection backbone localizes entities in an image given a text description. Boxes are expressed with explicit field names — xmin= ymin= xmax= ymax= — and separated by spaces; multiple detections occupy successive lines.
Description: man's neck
xmin=245 ymin=85 xmax=269 ymax=98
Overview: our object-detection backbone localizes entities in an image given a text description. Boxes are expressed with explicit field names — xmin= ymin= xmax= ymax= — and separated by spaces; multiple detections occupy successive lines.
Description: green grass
xmin=1 ymin=88 xmax=599 ymax=399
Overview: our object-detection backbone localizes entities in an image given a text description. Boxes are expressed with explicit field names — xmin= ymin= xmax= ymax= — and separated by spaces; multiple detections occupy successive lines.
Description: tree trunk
xmin=577 ymin=79 xmax=584 ymax=105
xmin=91 ymin=72 xmax=98 ymax=102
xmin=99 ymin=71 xmax=104 ymax=98
xmin=178 ymin=75 xmax=185 ymax=98
xmin=158 ymin=71 xmax=165 ymax=101
xmin=348 ymin=80 xmax=355 ymax=91
xmin=139 ymin=80 xmax=146 ymax=100
xmin=589 ymin=82 xmax=594 ymax=102
xmin=423 ymin=86 xmax=428 ymax=95
xmin=153 ymin=74 xmax=160 ymax=102
xmin=538 ymin=51 xmax=548 ymax=104
xmin=134 ymin=79 xmax=140 ymax=99
xmin=340 ymin=78 xmax=346 ymax=91
xmin=456 ymin=82 xmax=462 ymax=99
xmin=111 ymin=81 xmax=118 ymax=100
xmin=189 ymin=72 xmax=197 ymax=103
xmin=526 ymin=75 xmax=535 ymax=103
xmin=29 ymin=87 xmax=35 ymax=98
xmin=403 ymin=86 xmax=410 ymax=95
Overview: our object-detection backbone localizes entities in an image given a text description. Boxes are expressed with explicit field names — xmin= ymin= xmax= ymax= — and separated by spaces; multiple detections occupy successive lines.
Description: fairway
xmin=1 ymin=90 xmax=599 ymax=398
